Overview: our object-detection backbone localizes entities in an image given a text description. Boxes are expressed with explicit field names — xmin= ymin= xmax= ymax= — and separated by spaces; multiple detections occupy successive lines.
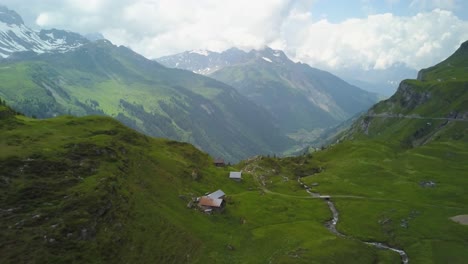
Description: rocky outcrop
xmin=393 ymin=82 xmax=431 ymax=110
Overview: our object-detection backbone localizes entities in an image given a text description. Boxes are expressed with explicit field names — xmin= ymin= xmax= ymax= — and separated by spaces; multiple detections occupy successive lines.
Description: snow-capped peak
xmin=0 ymin=6 xmax=89 ymax=59
xmin=189 ymin=49 xmax=210 ymax=56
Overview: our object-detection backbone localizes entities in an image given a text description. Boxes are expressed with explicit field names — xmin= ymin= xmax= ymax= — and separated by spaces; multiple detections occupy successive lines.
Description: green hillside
xmin=346 ymin=41 xmax=468 ymax=146
xmin=239 ymin=41 xmax=468 ymax=263
xmin=0 ymin=102 xmax=401 ymax=263
xmin=1 ymin=41 xmax=467 ymax=263
xmin=0 ymin=40 xmax=290 ymax=162
xmin=417 ymin=41 xmax=468 ymax=82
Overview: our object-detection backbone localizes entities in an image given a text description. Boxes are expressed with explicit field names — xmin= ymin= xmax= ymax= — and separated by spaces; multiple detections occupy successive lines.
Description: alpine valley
xmin=0 ymin=6 xmax=292 ymax=163
xmin=1 ymin=5 xmax=468 ymax=264
xmin=158 ymin=47 xmax=379 ymax=145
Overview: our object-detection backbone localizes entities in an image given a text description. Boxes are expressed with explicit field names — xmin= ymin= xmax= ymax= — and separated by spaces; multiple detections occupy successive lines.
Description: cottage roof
xmin=214 ymin=158 xmax=225 ymax=164
xmin=229 ymin=171 xmax=242 ymax=179
xmin=199 ymin=196 xmax=223 ymax=207
xmin=208 ymin=189 xmax=225 ymax=199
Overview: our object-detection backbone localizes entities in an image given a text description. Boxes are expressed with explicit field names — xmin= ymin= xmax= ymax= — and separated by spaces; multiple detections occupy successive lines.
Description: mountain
xmin=158 ymin=47 xmax=378 ymax=145
xmin=242 ymin=41 xmax=468 ymax=262
xmin=84 ymin=33 xmax=106 ymax=42
xmin=1 ymin=41 xmax=467 ymax=263
xmin=0 ymin=39 xmax=291 ymax=162
xmin=0 ymin=7 xmax=293 ymax=162
xmin=0 ymin=5 xmax=88 ymax=58
xmin=213 ymin=47 xmax=378 ymax=130
xmin=344 ymin=40 xmax=468 ymax=145
xmin=157 ymin=47 xmax=251 ymax=75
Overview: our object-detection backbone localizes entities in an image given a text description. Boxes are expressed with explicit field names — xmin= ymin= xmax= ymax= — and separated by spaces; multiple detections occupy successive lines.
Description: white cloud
xmin=93 ymin=0 xmax=316 ymax=57
xmin=281 ymin=9 xmax=468 ymax=70
xmin=35 ymin=13 xmax=59 ymax=27
xmin=410 ymin=0 xmax=457 ymax=11
xmin=3 ymin=0 xmax=468 ymax=71
xmin=65 ymin=0 xmax=109 ymax=13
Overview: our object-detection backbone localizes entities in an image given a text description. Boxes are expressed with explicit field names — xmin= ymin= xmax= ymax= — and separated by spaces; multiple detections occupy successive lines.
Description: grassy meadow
xmin=1 ymin=105 xmax=400 ymax=263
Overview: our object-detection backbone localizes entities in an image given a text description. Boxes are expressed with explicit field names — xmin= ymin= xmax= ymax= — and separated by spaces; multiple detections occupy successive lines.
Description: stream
xmin=297 ymin=178 xmax=409 ymax=264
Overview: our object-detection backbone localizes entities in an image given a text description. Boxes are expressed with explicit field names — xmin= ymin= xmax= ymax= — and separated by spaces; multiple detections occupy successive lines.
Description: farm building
xmin=198 ymin=189 xmax=226 ymax=213
xmin=229 ymin=171 xmax=242 ymax=181
xmin=214 ymin=158 xmax=225 ymax=167
xmin=208 ymin=189 xmax=225 ymax=199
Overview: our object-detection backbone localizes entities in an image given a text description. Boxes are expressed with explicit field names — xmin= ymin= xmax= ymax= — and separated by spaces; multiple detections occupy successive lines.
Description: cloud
xmin=105 ymin=0 xmax=314 ymax=56
xmin=2 ymin=0 xmax=468 ymax=71
xmin=280 ymin=9 xmax=468 ymax=70
xmin=410 ymin=0 xmax=458 ymax=11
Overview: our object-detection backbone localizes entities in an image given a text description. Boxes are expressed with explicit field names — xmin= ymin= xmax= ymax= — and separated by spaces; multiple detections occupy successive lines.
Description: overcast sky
xmin=2 ymin=0 xmax=468 ymax=71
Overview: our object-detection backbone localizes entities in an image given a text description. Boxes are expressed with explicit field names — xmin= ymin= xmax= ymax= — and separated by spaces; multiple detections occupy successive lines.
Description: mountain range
xmin=0 ymin=6 xmax=296 ymax=162
xmin=0 ymin=6 xmax=381 ymax=160
xmin=1 ymin=38 xmax=467 ymax=263
xmin=157 ymin=47 xmax=379 ymax=143
xmin=0 ymin=39 xmax=292 ymax=162
xmin=0 ymin=6 xmax=88 ymax=58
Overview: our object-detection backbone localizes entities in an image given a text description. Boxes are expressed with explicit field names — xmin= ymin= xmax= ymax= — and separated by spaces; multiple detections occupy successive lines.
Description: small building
xmin=208 ymin=189 xmax=225 ymax=199
xmin=198 ymin=191 xmax=226 ymax=213
xmin=229 ymin=171 xmax=242 ymax=181
xmin=214 ymin=158 xmax=225 ymax=167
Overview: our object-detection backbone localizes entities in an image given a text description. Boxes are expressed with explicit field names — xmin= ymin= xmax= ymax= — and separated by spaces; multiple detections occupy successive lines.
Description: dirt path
xmin=366 ymin=114 xmax=468 ymax=122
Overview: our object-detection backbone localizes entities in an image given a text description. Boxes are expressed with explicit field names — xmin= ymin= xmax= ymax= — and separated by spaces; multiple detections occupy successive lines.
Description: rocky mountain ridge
xmin=158 ymin=46 xmax=378 ymax=146
xmin=0 ymin=5 xmax=88 ymax=58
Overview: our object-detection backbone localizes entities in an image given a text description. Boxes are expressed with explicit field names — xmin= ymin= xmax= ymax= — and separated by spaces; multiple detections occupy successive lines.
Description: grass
xmin=299 ymin=125 xmax=468 ymax=263
xmin=1 ymin=40 xmax=467 ymax=264
xmin=1 ymin=106 xmax=396 ymax=263
xmin=2 ymin=73 xmax=467 ymax=263
xmin=0 ymin=41 xmax=291 ymax=163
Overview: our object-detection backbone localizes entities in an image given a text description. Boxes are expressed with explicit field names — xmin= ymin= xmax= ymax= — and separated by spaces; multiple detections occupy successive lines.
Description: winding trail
xmin=366 ymin=114 xmax=468 ymax=122
xmin=243 ymin=163 xmax=409 ymax=263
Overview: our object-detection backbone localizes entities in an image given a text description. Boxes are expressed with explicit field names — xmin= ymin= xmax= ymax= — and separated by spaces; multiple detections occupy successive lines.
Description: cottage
xmin=214 ymin=158 xmax=225 ymax=167
xmin=229 ymin=171 xmax=242 ymax=181
xmin=208 ymin=189 xmax=226 ymax=199
xmin=199 ymin=196 xmax=224 ymax=207
xmin=198 ymin=191 xmax=226 ymax=213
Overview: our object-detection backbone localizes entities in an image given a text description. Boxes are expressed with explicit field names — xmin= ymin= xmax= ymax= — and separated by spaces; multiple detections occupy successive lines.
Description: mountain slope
xmin=158 ymin=47 xmax=378 ymax=142
xmin=0 ymin=103 xmax=400 ymax=263
xmin=210 ymin=48 xmax=378 ymax=131
xmin=2 ymin=40 xmax=467 ymax=264
xmin=241 ymin=41 xmax=468 ymax=263
xmin=0 ymin=6 xmax=88 ymax=58
xmin=345 ymin=40 xmax=468 ymax=147
xmin=0 ymin=40 xmax=290 ymax=162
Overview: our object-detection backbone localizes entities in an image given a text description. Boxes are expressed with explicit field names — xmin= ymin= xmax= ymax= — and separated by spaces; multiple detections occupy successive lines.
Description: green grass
xmin=1 ymin=40 xmax=467 ymax=264
xmin=2 ymin=72 xmax=467 ymax=263
xmin=1 ymin=106 xmax=396 ymax=263
xmin=0 ymin=41 xmax=291 ymax=163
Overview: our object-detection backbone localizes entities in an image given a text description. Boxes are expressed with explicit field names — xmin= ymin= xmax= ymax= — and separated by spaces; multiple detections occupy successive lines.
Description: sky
xmin=2 ymin=0 xmax=468 ymax=71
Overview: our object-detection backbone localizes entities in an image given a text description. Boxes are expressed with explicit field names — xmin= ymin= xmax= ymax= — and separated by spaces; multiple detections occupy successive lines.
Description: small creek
xmin=297 ymin=178 xmax=409 ymax=264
